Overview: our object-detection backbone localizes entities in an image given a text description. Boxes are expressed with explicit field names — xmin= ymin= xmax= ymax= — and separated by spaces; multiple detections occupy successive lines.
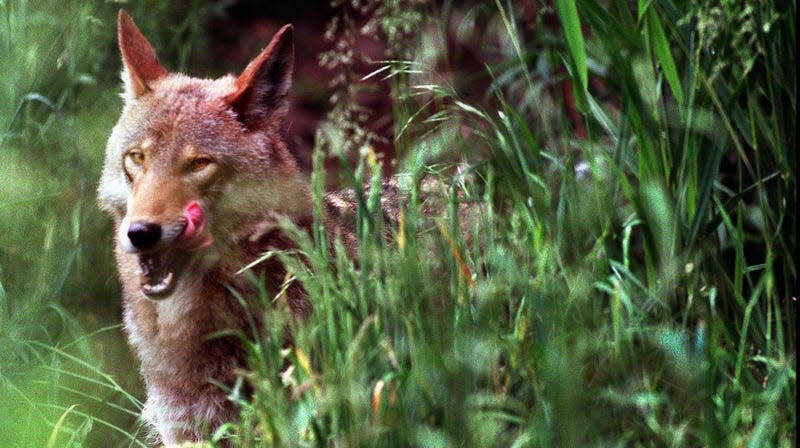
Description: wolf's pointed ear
xmin=225 ymin=24 xmax=294 ymax=129
xmin=118 ymin=10 xmax=167 ymax=100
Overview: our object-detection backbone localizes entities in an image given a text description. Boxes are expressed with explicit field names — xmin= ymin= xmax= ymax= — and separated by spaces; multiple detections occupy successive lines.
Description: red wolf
xmin=97 ymin=10 xmax=364 ymax=445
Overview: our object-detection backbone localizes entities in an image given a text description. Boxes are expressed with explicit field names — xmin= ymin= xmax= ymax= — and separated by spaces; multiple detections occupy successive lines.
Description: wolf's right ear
xmin=225 ymin=24 xmax=294 ymax=129
xmin=117 ymin=10 xmax=167 ymax=101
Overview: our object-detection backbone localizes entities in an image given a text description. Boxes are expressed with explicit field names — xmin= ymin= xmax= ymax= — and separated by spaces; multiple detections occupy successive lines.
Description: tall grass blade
xmin=644 ymin=6 xmax=683 ymax=104
xmin=555 ymin=0 xmax=588 ymax=111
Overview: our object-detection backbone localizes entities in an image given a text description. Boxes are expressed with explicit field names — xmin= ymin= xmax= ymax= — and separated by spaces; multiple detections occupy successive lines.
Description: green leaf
xmin=684 ymin=142 xmax=723 ymax=250
xmin=555 ymin=0 xmax=588 ymax=111
xmin=645 ymin=7 xmax=684 ymax=104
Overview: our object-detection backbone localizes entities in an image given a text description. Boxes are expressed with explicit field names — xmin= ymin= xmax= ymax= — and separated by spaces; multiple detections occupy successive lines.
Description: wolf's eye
xmin=127 ymin=151 xmax=145 ymax=166
xmin=123 ymin=151 xmax=145 ymax=181
xmin=189 ymin=157 xmax=213 ymax=173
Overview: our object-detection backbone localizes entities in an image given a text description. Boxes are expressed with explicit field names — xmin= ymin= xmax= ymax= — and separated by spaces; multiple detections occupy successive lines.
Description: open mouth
xmin=132 ymin=201 xmax=214 ymax=298
xmin=138 ymin=249 xmax=187 ymax=297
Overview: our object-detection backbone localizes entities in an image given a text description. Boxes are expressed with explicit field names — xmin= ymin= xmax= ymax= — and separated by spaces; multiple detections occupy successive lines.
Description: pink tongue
xmin=181 ymin=201 xmax=213 ymax=248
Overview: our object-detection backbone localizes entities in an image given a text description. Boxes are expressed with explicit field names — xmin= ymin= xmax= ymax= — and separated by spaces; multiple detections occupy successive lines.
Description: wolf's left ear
xmin=226 ymin=24 xmax=294 ymax=129
xmin=118 ymin=10 xmax=167 ymax=100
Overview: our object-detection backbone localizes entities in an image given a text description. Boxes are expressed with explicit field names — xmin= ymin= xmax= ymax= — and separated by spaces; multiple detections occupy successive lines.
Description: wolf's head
xmin=98 ymin=11 xmax=309 ymax=299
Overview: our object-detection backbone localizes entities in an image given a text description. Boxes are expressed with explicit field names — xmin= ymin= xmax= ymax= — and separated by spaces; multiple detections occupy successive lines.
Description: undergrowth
xmin=224 ymin=0 xmax=796 ymax=446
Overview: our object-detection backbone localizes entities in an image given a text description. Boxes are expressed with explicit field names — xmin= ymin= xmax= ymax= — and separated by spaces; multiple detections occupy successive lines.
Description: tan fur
xmin=98 ymin=11 xmax=340 ymax=445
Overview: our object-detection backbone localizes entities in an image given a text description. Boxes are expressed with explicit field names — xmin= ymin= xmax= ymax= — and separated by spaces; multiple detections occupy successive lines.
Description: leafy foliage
xmin=226 ymin=0 xmax=795 ymax=446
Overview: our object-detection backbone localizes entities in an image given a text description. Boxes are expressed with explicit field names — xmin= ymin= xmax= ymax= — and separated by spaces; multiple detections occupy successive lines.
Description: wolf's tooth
xmin=141 ymin=271 xmax=174 ymax=297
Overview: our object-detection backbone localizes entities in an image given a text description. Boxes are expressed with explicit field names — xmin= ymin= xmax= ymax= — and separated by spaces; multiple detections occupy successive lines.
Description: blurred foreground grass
xmin=0 ymin=0 xmax=795 ymax=447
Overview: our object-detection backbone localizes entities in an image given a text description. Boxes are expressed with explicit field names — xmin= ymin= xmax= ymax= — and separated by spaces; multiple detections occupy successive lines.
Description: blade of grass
xmin=643 ymin=6 xmax=683 ymax=105
xmin=554 ymin=0 xmax=588 ymax=111
xmin=47 ymin=404 xmax=78 ymax=448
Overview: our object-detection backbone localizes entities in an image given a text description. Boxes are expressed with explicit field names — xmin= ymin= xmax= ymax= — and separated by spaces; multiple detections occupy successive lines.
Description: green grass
xmin=0 ymin=0 xmax=795 ymax=447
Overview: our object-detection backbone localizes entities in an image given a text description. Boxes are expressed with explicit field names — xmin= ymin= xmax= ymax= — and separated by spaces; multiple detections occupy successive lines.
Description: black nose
xmin=127 ymin=221 xmax=162 ymax=250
